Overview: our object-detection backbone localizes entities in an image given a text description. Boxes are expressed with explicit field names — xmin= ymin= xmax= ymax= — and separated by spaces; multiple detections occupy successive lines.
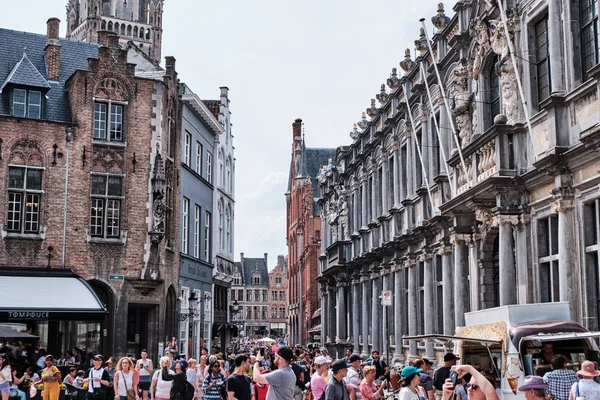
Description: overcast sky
xmin=1 ymin=0 xmax=441 ymax=269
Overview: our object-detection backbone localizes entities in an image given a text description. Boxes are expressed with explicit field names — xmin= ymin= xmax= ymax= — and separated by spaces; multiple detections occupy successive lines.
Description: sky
xmin=1 ymin=0 xmax=441 ymax=269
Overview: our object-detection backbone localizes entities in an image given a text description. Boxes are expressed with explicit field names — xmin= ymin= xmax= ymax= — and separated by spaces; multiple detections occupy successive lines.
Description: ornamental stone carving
xmin=431 ymin=3 xmax=451 ymax=30
xmin=387 ymin=68 xmax=400 ymax=90
xmin=357 ymin=112 xmax=369 ymax=130
xmin=376 ymin=84 xmax=389 ymax=105
xmin=400 ymin=49 xmax=416 ymax=73
xmin=366 ymin=99 xmax=379 ymax=118
xmin=451 ymin=60 xmax=473 ymax=147
xmin=470 ymin=18 xmax=490 ymax=79
xmin=350 ymin=124 xmax=360 ymax=141
xmin=489 ymin=14 xmax=519 ymax=124
xmin=415 ymin=28 xmax=429 ymax=56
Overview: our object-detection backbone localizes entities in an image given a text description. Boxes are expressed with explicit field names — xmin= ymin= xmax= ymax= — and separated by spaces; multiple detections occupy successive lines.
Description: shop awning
xmin=0 ymin=267 xmax=106 ymax=321
xmin=308 ymin=324 xmax=321 ymax=334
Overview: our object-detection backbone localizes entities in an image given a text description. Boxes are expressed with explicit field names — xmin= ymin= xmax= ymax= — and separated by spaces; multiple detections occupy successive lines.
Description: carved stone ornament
xmin=376 ymin=84 xmax=389 ymax=105
xmin=431 ymin=3 xmax=451 ymax=30
xmin=366 ymin=98 xmax=379 ymax=118
xmin=451 ymin=60 xmax=473 ymax=147
xmin=399 ymin=49 xmax=416 ymax=73
xmin=350 ymin=124 xmax=360 ymax=141
xmin=387 ymin=68 xmax=400 ymax=90
xmin=317 ymin=165 xmax=327 ymax=185
xmin=9 ymin=139 xmax=44 ymax=167
xmin=92 ymin=148 xmax=124 ymax=173
xmin=415 ymin=28 xmax=429 ymax=56
xmin=357 ymin=112 xmax=369 ymax=130
xmin=94 ymin=77 xmax=129 ymax=101
xmin=470 ymin=18 xmax=490 ymax=79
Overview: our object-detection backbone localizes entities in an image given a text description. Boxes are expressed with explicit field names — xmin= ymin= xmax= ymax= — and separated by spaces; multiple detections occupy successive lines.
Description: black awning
xmin=0 ymin=267 xmax=106 ymax=322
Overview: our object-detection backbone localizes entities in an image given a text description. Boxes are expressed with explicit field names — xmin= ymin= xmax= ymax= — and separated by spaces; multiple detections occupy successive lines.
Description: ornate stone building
xmin=286 ymin=119 xmax=336 ymax=346
xmin=0 ymin=20 xmax=180 ymax=359
xmin=317 ymin=0 xmax=600 ymax=361
xmin=66 ymin=0 xmax=164 ymax=62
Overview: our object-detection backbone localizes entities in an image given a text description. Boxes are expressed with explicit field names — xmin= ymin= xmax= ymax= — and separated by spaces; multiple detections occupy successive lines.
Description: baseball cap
xmin=401 ymin=366 xmax=423 ymax=378
xmin=331 ymin=360 xmax=348 ymax=374
xmin=348 ymin=354 xmax=362 ymax=363
xmin=422 ymin=358 xmax=433 ymax=366
xmin=277 ymin=347 xmax=294 ymax=362
xmin=314 ymin=356 xmax=328 ymax=366
xmin=443 ymin=353 xmax=460 ymax=362
xmin=93 ymin=354 xmax=104 ymax=361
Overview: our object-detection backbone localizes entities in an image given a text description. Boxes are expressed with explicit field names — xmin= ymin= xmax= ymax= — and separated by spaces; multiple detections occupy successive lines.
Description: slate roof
xmin=235 ymin=257 xmax=269 ymax=287
xmin=0 ymin=52 xmax=51 ymax=92
xmin=304 ymin=147 xmax=336 ymax=193
xmin=203 ymin=100 xmax=220 ymax=119
xmin=0 ymin=28 xmax=99 ymax=122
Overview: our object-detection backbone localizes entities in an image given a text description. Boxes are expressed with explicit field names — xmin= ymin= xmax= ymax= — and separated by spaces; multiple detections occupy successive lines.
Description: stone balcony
xmin=322 ymin=240 xmax=352 ymax=273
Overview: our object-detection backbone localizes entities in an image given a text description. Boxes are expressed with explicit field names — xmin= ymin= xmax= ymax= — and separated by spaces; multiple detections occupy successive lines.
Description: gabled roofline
xmin=182 ymin=93 xmax=224 ymax=135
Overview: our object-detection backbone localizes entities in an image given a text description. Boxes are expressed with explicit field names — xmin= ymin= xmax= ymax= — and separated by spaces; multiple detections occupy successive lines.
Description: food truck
xmin=405 ymin=302 xmax=600 ymax=399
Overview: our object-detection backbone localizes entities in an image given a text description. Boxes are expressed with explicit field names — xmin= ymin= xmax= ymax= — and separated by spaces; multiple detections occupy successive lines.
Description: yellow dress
xmin=41 ymin=366 xmax=61 ymax=400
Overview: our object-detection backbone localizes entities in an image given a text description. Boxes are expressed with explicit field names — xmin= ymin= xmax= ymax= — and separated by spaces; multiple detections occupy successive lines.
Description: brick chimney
xmin=45 ymin=18 xmax=61 ymax=81
xmin=292 ymin=118 xmax=302 ymax=142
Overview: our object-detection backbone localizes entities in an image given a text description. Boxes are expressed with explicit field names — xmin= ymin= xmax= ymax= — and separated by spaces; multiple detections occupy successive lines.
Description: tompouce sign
xmin=7 ymin=311 xmax=50 ymax=319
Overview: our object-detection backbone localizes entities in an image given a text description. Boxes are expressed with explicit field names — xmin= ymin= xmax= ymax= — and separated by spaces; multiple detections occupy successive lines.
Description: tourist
xmin=41 ymin=355 xmax=62 ymax=400
xmin=150 ymin=356 xmax=174 ymax=400
xmin=114 ymin=357 xmax=138 ymax=400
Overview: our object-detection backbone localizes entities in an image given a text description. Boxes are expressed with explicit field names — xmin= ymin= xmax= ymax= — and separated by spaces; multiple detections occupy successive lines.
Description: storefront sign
xmin=7 ymin=311 xmax=50 ymax=319
xmin=108 ymin=274 xmax=124 ymax=281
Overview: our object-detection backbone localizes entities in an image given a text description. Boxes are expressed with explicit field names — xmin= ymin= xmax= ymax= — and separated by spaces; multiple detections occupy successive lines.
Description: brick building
xmin=286 ymin=119 xmax=335 ymax=345
xmin=231 ymin=253 xmax=270 ymax=338
xmin=268 ymin=255 xmax=288 ymax=338
xmin=0 ymin=19 xmax=180 ymax=360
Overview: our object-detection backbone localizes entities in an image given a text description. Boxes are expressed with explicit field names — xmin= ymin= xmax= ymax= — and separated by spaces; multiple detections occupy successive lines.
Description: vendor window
xmin=90 ymin=174 xmax=123 ymax=238
xmin=537 ymin=215 xmax=559 ymax=302
xmin=7 ymin=166 xmax=43 ymax=234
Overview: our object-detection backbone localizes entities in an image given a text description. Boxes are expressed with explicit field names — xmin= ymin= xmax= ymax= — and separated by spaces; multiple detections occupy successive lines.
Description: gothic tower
xmin=66 ymin=0 xmax=163 ymax=62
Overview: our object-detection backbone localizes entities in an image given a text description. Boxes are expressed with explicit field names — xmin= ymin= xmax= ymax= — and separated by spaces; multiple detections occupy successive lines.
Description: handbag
xmin=120 ymin=372 xmax=136 ymax=400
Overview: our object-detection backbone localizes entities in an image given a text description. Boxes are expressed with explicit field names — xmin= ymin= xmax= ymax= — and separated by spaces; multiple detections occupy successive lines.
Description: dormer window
xmin=12 ymin=89 xmax=42 ymax=119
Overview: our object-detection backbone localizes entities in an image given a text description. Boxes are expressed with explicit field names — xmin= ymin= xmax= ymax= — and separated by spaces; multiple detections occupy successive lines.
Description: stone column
xmin=352 ymin=278 xmax=360 ymax=351
xmin=406 ymin=134 xmax=414 ymax=195
xmin=323 ymin=288 xmax=330 ymax=343
xmin=353 ymin=184 xmax=360 ymax=234
xmin=361 ymin=276 xmax=370 ymax=357
xmin=394 ymin=264 xmax=405 ymax=361
xmin=469 ymin=235 xmax=480 ymax=311
xmin=548 ymin=0 xmax=565 ymax=94
xmin=371 ymin=271 xmax=382 ymax=353
xmin=336 ymin=282 xmax=347 ymax=343
xmin=329 ymin=287 xmax=336 ymax=342
xmin=407 ymin=259 xmax=418 ymax=357
xmin=553 ymin=186 xmax=577 ymax=318
xmin=440 ymin=246 xmax=455 ymax=335
xmin=382 ymin=269 xmax=391 ymax=361
xmin=496 ymin=215 xmax=518 ymax=305
xmin=452 ymin=234 xmax=469 ymax=327
xmin=515 ymin=215 xmax=533 ymax=303
xmin=371 ymin=173 xmax=377 ymax=222
xmin=422 ymin=252 xmax=435 ymax=358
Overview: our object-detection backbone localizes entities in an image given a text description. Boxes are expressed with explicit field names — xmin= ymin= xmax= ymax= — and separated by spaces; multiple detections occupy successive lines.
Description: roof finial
xmin=23 ymin=47 xmax=27 ymax=58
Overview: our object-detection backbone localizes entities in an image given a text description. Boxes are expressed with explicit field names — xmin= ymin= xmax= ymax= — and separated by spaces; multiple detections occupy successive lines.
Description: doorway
xmin=127 ymin=306 xmax=149 ymax=356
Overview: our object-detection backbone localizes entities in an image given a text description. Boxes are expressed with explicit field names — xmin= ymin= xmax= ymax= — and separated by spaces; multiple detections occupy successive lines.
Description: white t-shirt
xmin=0 ymin=367 xmax=11 ymax=385
xmin=399 ymin=387 xmax=420 ymax=400
xmin=116 ymin=371 xmax=134 ymax=396
xmin=88 ymin=368 xmax=106 ymax=393
xmin=153 ymin=369 xmax=174 ymax=398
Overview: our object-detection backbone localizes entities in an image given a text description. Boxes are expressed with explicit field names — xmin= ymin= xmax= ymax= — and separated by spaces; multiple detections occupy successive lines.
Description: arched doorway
xmin=164 ymin=285 xmax=177 ymax=342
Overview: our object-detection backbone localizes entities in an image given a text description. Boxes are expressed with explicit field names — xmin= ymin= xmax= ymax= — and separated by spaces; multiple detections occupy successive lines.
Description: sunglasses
xmin=465 ymin=383 xmax=480 ymax=390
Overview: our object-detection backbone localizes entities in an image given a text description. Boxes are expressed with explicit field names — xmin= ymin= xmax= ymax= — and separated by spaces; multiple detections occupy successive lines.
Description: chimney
xmin=97 ymin=30 xmax=119 ymax=48
xmin=45 ymin=18 xmax=61 ymax=81
xmin=264 ymin=253 xmax=268 ymax=266
xmin=292 ymin=118 xmax=302 ymax=142
xmin=240 ymin=252 xmax=244 ymax=262
xmin=165 ymin=56 xmax=176 ymax=78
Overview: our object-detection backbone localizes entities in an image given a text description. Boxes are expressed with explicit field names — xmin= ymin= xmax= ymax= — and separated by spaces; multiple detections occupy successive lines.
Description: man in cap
xmin=518 ymin=376 xmax=549 ymax=400
xmin=253 ymin=346 xmax=296 ymax=400
xmin=344 ymin=354 xmax=362 ymax=400
xmin=366 ymin=351 xmax=388 ymax=383
xmin=434 ymin=353 xmax=460 ymax=400
xmin=324 ymin=360 xmax=349 ymax=400
xmin=84 ymin=355 xmax=110 ymax=400
xmin=311 ymin=356 xmax=330 ymax=400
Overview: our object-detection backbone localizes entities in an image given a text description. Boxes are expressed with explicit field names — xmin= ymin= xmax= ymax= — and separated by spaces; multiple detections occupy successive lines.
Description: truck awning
xmin=402 ymin=334 xmax=502 ymax=346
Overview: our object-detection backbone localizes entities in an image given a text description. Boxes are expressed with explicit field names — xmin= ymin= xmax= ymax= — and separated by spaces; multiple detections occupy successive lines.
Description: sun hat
xmin=577 ymin=361 xmax=600 ymax=377
xmin=518 ymin=376 xmax=549 ymax=391
xmin=401 ymin=366 xmax=423 ymax=378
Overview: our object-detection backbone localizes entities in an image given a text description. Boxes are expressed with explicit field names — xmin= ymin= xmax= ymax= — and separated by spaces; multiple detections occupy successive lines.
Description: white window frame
xmin=206 ymin=153 xmax=212 ymax=183
xmin=226 ymin=207 xmax=231 ymax=252
xmin=184 ymin=131 xmax=191 ymax=166
xmin=226 ymin=157 xmax=231 ymax=193
xmin=196 ymin=141 xmax=202 ymax=175
xmin=194 ymin=204 xmax=200 ymax=258
xmin=180 ymin=286 xmax=190 ymax=354
xmin=90 ymin=174 xmax=123 ymax=238
xmin=181 ymin=197 xmax=189 ymax=254
xmin=94 ymin=100 xmax=124 ymax=142
xmin=12 ymin=89 xmax=42 ymax=119
xmin=204 ymin=211 xmax=211 ymax=261
xmin=7 ymin=166 xmax=44 ymax=234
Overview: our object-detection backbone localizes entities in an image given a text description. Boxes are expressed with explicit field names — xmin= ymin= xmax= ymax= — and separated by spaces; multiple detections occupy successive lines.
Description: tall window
xmin=194 ymin=205 xmax=200 ymax=258
xmin=94 ymin=102 xmax=123 ymax=141
xmin=246 ymin=306 xmax=252 ymax=320
xmin=226 ymin=206 xmax=231 ymax=252
xmin=218 ymin=150 xmax=224 ymax=187
xmin=279 ymin=290 xmax=285 ymax=301
xmin=490 ymin=65 xmax=500 ymax=126
xmin=535 ymin=17 xmax=551 ymax=105
xmin=253 ymin=275 xmax=261 ymax=285
xmin=538 ymin=215 xmax=559 ymax=302
xmin=181 ymin=197 xmax=189 ymax=253
xmin=206 ymin=153 xmax=213 ymax=183
xmin=183 ymin=131 xmax=191 ymax=166
xmin=262 ymin=290 xmax=268 ymax=302
xmin=254 ymin=290 xmax=260 ymax=302
xmin=415 ymin=130 xmax=423 ymax=188
xmin=12 ymin=89 xmax=42 ymax=119
xmin=583 ymin=200 xmax=600 ymax=323
xmin=246 ymin=290 xmax=252 ymax=302
xmin=279 ymin=307 xmax=286 ymax=318
xmin=272 ymin=307 xmax=277 ymax=318
xmin=90 ymin=175 xmax=122 ymax=238
xmin=196 ymin=141 xmax=202 ymax=175
xmin=226 ymin=157 xmax=232 ymax=193
xmin=271 ymin=291 xmax=277 ymax=301
xmin=218 ymin=200 xmax=223 ymax=250
xmin=204 ymin=211 xmax=211 ymax=261
xmin=275 ymin=277 xmax=282 ymax=284
xmin=261 ymin=307 xmax=267 ymax=320
xmin=7 ymin=166 xmax=43 ymax=234
xmin=581 ymin=0 xmax=599 ymax=78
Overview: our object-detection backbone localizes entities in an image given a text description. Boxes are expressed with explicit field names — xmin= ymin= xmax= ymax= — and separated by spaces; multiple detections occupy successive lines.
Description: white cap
xmin=314 ymin=356 xmax=329 ymax=366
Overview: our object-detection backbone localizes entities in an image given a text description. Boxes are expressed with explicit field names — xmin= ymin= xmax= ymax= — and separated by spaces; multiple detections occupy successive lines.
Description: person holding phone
xmin=433 ymin=354 xmax=460 ymax=400
xmin=253 ymin=347 xmax=295 ymax=400
xmin=202 ymin=361 xmax=225 ymax=400
xmin=441 ymin=365 xmax=498 ymax=400
xmin=136 ymin=351 xmax=153 ymax=400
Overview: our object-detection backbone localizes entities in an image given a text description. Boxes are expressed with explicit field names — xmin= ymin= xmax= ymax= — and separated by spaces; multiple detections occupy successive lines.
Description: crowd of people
xmin=2 ymin=340 xmax=600 ymax=400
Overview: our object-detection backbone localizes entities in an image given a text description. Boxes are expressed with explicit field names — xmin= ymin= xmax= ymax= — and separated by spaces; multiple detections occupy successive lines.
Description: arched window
xmin=121 ymin=24 xmax=125 ymax=35
xmin=218 ymin=199 xmax=224 ymax=250
xmin=146 ymin=30 xmax=150 ymax=40
xmin=114 ymin=23 xmax=119 ymax=33
xmin=226 ymin=157 xmax=231 ymax=193
xmin=127 ymin=25 xmax=132 ymax=36
xmin=218 ymin=150 xmax=224 ymax=187
xmin=489 ymin=66 xmax=500 ymax=125
xmin=101 ymin=20 xmax=107 ymax=30
xmin=226 ymin=206 xmax=231 ymax=252
xmin=107 ymin=21 xmax=113 ymax=31
xmin=140 ymin=27 xmax=145 ymax=39
xmin=133 ymin=26 xmax=138 ymax=37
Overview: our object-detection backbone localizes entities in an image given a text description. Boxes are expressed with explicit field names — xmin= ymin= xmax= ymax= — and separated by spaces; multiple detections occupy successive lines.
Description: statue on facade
xmin=350 ymin=124 xmax=360 ymax=141
xmin=470 ymin=17 xmax=490 ymax=79
xmin=376 ymin=84 xmax=389 ymax=104
xmin=431 ymin=3 xmax=451 ymax=30
xmin=489 ymin=14 xmax=519 ymax=124
xmin=387 ymin=68 xmax=400 ymax=91
xmin=451 ymin=60 xmax=473 ymax=147
xmin=366 ymin=98 xmax=379 ymax=118
xmin=337 ymin=184 xmax=350 ymax=240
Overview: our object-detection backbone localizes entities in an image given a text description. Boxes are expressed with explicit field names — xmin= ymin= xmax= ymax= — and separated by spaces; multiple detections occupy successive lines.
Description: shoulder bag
xmin=121 ymin=372 xmax=136 ymax=400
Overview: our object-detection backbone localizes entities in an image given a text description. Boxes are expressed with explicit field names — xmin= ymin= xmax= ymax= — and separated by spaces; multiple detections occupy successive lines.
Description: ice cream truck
xmin=405 ymin=302 xmax=600 ymax=399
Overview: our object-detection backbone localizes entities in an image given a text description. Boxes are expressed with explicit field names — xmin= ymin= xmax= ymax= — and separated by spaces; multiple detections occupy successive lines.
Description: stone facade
xmin=66 ymin=0 xmax=164 ymax=62
xmin=268 ymin=255 xmax=289 ymax=338
xmin=0 ymin=21 xmax=180 ymax=360
xmin=286 ymin=119 xmax=336 ymax=346
xmin=317 ymin=0 xmax=600 ymax=361
xmin=232 ymin=253 xmax=270 ymax=338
